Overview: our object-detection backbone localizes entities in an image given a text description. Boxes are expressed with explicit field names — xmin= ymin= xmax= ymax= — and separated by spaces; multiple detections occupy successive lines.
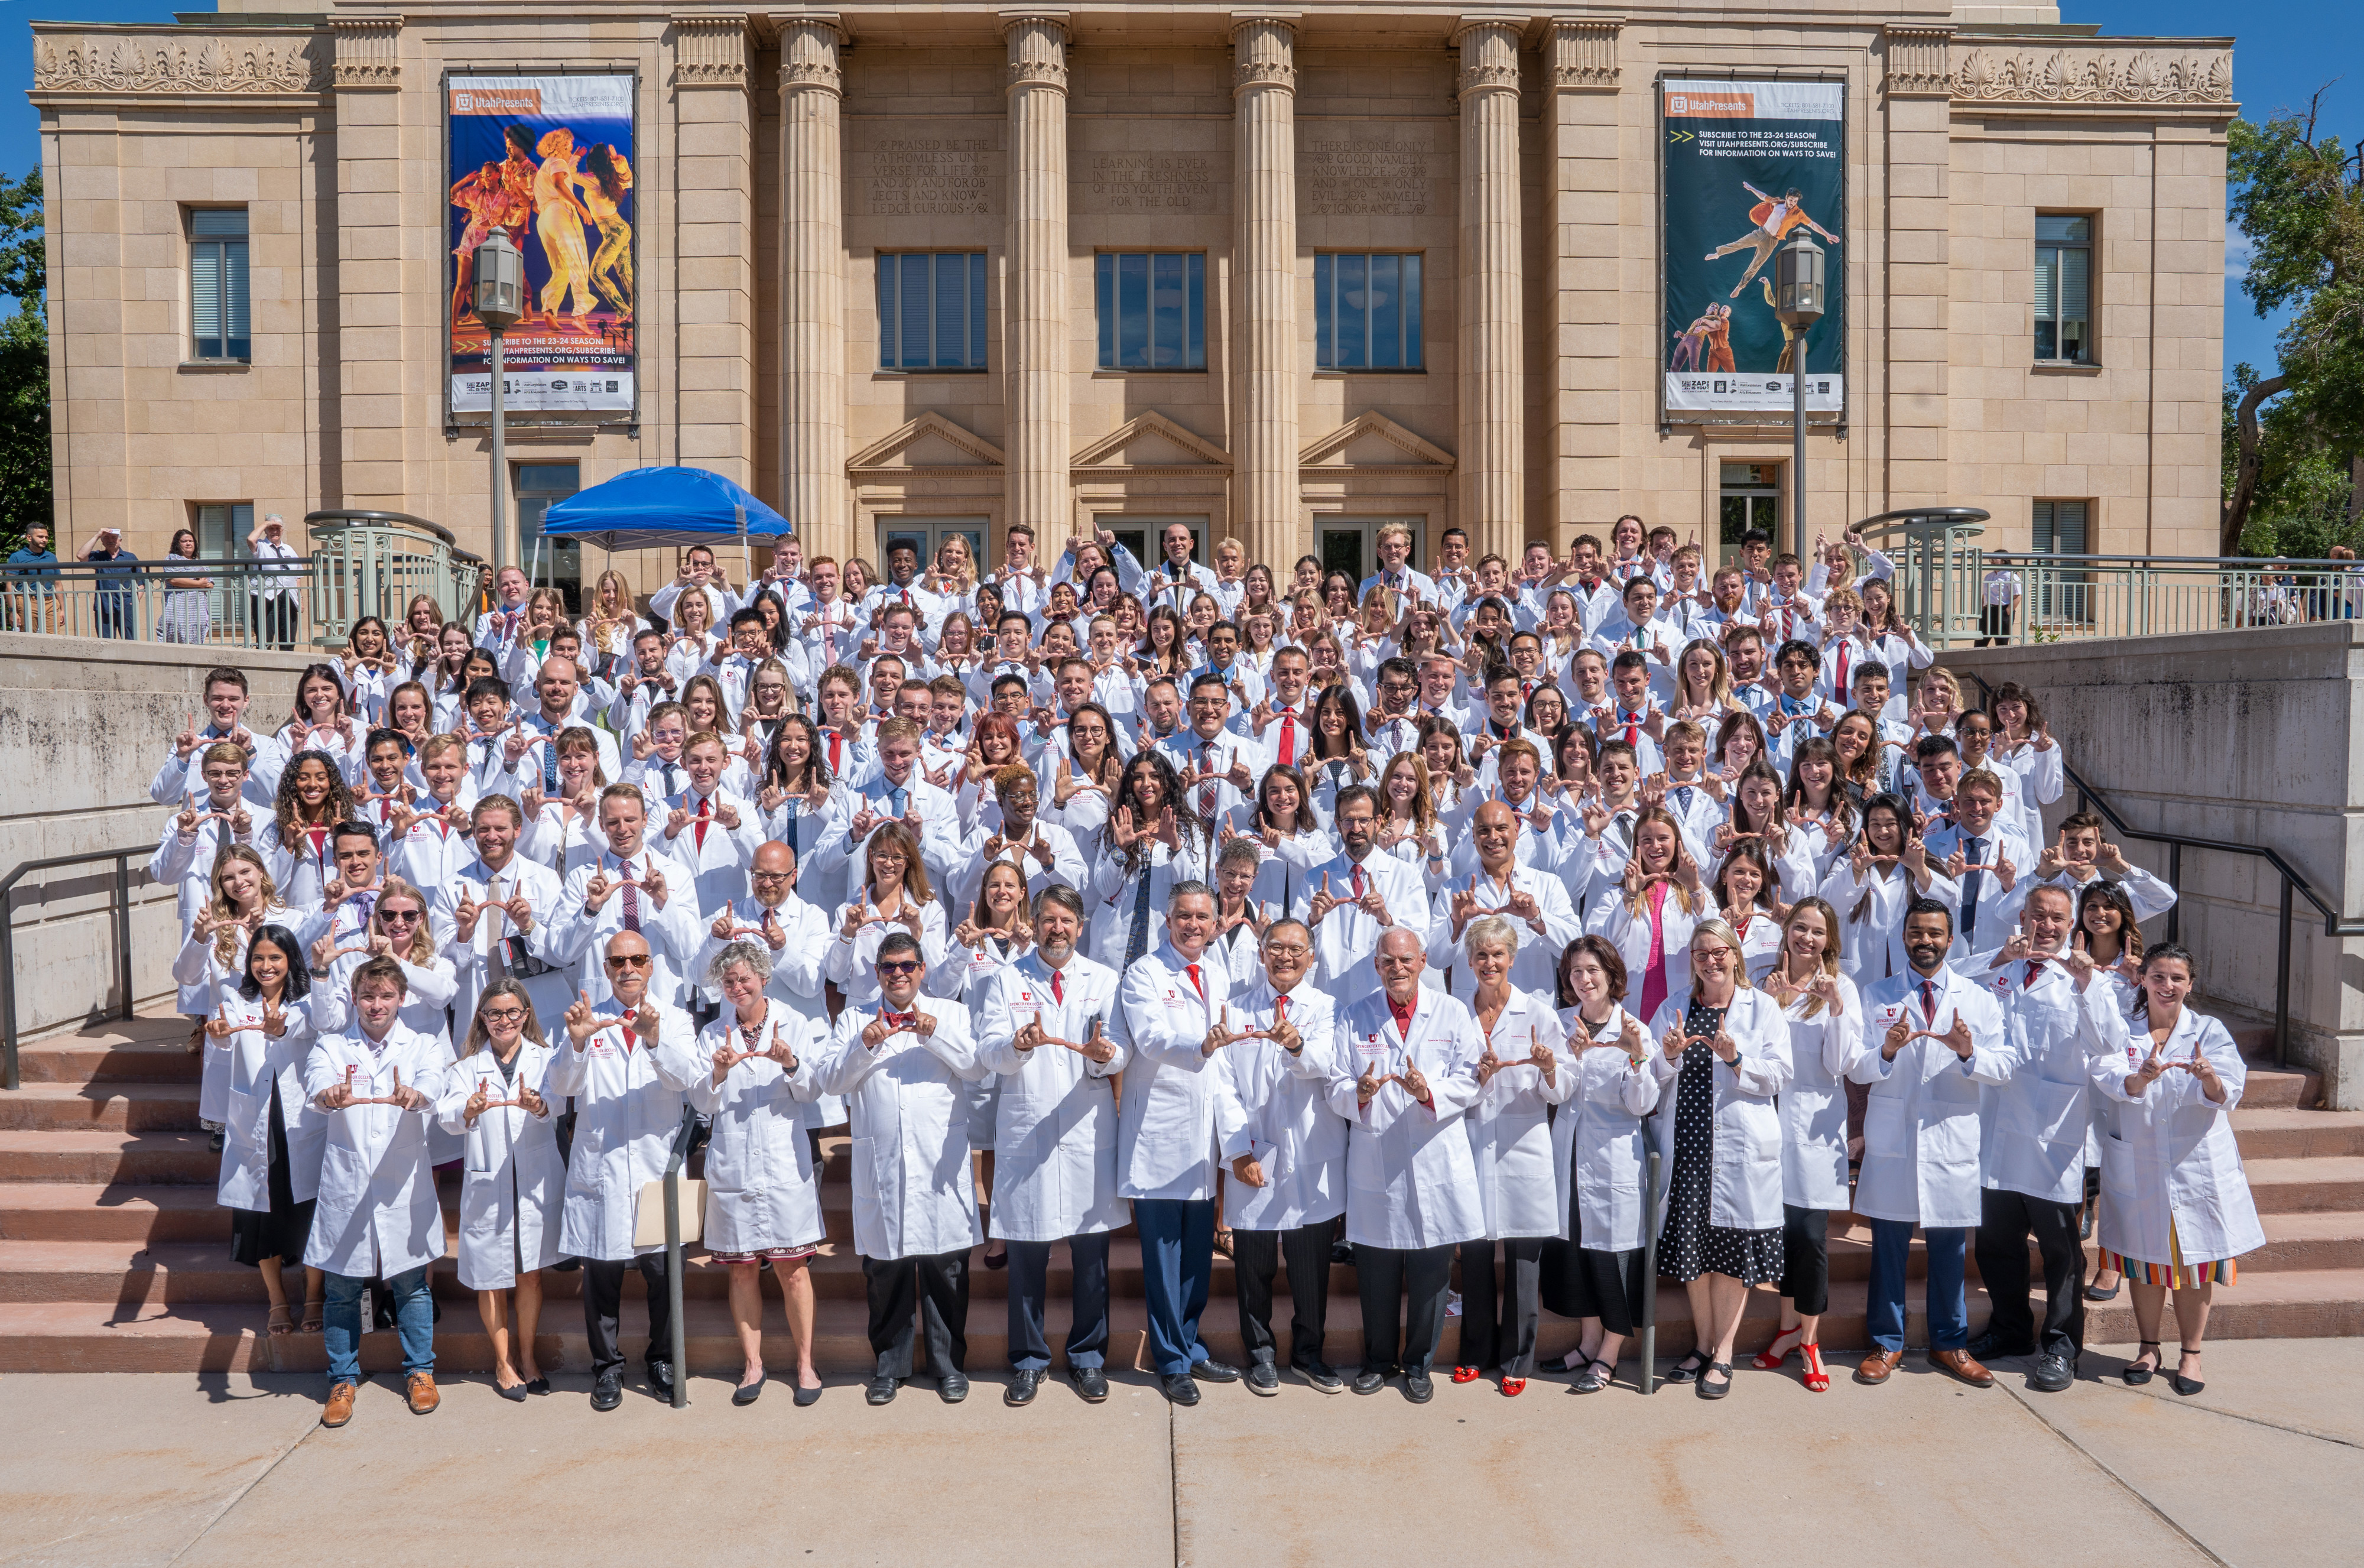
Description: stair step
xmin=2230 ymin=1108 xmax=2364 ymax=1160
xmin=2240 ymin=1064 xmax=2325 ymax=1111
xmin=11 ymin=1034 xmax=204 ymax=1086
xmin=0 ymin=1131 xmax=221 ymax=1186
xmin=0 ymin=1184 xmax=230 ymax=1243
xmin=0 ymin=1083 xmax=205 ymax=1134
xmin=2246 ymin=1158 xmax=2364 ymax=1213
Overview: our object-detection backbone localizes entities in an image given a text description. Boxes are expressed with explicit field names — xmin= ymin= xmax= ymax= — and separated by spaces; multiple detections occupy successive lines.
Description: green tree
xmin=2223 ymin=98 xmax=2364 ymax=554
xmin=0 ymin=169 xmax=48 ymax=551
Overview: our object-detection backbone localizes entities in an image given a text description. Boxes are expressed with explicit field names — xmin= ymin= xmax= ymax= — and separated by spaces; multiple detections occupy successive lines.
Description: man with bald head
xmin=1327 ymin=928 xmax=1485 ymax=1402
xmin=1426 ymin=800 xmax=1580 ymax=1001
xmin=688 ymin=840 xmax=841 ymax=1135
xmin=501 ymin=655 xmax=620 ymax=788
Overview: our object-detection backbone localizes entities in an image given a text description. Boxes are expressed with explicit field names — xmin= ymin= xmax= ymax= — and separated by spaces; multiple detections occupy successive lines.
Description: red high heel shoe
xmin=1799 ymin=1341 xmax=1830 ymax=1392
xmin=1752 ymin=1326 xmax=1804 ymax=1371
xmin=1499 ymin=1376 xmax=1527 ymax=1397
xmin=1450 ymin=1365 xmax=1482 ymax=1384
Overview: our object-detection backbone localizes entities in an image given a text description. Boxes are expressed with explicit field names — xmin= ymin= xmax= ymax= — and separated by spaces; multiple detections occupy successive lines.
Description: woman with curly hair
xmin=1088 ymin=748 xmax=1206 ymax=965
xmin=258 ymin=750 xmax=355 ymax=911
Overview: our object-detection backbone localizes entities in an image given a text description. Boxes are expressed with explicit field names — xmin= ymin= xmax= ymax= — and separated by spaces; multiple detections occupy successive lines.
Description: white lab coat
xmin=541 ymin=1001 xmax=697 ymax=1260
xmin=683 ymin=1011 xmax=828 ymax=1255
xmin=1645 ymin=988 xmax=1794 ymax=1233
xmin=689 ymin=892 xmax=842 ymax=1129
xmin=655 ymin=786 xmax=763 ymax=917
xmin=429 ymin=853 xmax=571 ymax=1032
xmin=550 ymin=849 xmax=704 ymax=1009
xmin=213 ymin=988 xmax=323 ymax=1212
xmin=2089 ymin=1005 xmax=2265 ymax=1267
xmin=170 ymin=925 xmax=290 ymax=1123
xmin=816 ymin=1002 xmax=988 ymax=1259
xmin=1847 ymin=968 xmax=2011 ymax=1229
xmin=434 ymin=1040 xmax=564 ymax=1289
xmin=1747 ymin=960 xmax=1866 ymax=1210
xmin=1210 ymin=980 xmax=1346 ymax=1232
xmin=1585 ymin=881 xmax=1720 ymax=1008
xmin=1463 ymin=989 xmax=1574 ymax=1240
xmin=1112 ymin=940 xmax=1238 ymax=1203
xmin=1818 ymin=858 xmax=1962 ymax=982
xmin=301 ymin=1025 xmax=450 ymax=1278
xmin=1298 ymin=848 xmax=1434 ymax=1013
xmin=1328 ymin=986 xmax=1488 ymax=1251
xmin=976 ymin=952 xmax=1130 ymax=1242
xmin=924 ymin=927 xmax=1023 ymax=1150
xmin=1550 ymin=1005 xmax=1663 ymax=1252
xmin=1425 ymin=866 xmax=1583 ymax=1001
xmin=1980 ymin=957 xmax=2118 ymax=1205
xmin=1084 ymin=842 xmax=1204 ymax=966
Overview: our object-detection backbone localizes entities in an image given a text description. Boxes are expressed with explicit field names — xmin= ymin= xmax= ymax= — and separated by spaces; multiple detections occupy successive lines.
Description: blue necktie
xmin=888 ymin=785 xmax=908 ymax=818
xmin=1961 ymin=836 xmax=1986 ymax=944
xmin=1124 ymin=866 xmax=1156 ymax=969
xmin=540 ymin=728 xmax=559 ymax=791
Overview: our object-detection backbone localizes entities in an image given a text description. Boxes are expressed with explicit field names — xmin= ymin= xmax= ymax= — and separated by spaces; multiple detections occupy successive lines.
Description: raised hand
xmin=582 ymin=869 xmax=615 ymax=913
xmin=463 ymin=1077 xmax=492 ymax=1126
xmin=641 ymin=865 xmax=669 ymax=908
xmin=1201 ymin=1004 xmax=1237 ymax=1058
xmin=564 ymin=989 xmax=599 ymax=1047
xmin=204 ymin=1003 xmax=234 ymax=1040
xmin=1399 ymin=1056 xmax=1432 ymax=1106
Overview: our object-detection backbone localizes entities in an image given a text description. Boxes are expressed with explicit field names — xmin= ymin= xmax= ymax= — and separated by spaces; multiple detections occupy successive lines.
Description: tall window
xmin=876 ymin=252 xmax=989 ymax=371
xmin=189 ymin=209 xmax=250 ymax=362
xmin=2031 ymin=498 xmax=2092 ymax=619
xmin=516 ymin=463 xmax=583 ymax=612
xmin=1314 ymin=253 xmax=1423 ymax=370
xmin=1095 ymin=252 xmax=1206 ymax=370
xmin=194 ymin=502 xmax=252 ymax=632
xmin=2034 ymin=214 xmax=2092 ymax=363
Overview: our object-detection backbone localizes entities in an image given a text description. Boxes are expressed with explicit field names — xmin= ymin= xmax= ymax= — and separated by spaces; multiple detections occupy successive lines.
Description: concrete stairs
xmin=2 ymin=1012 xmax=2360 ymax=1377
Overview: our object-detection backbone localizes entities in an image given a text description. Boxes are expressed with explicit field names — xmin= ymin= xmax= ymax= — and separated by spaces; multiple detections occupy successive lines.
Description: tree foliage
xmin=0 ymin=169 xmax=48 ymax=551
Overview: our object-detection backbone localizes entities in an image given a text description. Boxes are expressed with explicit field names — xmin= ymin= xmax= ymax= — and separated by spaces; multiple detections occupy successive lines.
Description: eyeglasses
xmin=751 ymin=869 xmax=795 ymax=882
xmin=1692 ymin=946 xmax=1736 ymax=964
xmin=1263 ymin=943 xmax=1311 ymax=959
xmin=605 ymin=954 xmax=654 ymax=969
xmin=877 ymin=959 xmax=921 ymax=976
xmin=480 ymin=1007 xmax=527 ymax=1022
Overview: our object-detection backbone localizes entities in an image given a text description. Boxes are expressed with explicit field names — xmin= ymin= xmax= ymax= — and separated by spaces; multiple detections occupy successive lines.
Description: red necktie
xmin=1920 ymin=980 xmax=1937 ymax=1028
xmin=827 ymin=732 xmax=843 ymax=772
xmin=1622 ymin=712 xmax=1642 ymax=748
xmin=621 ymin=1024 xmax=637 ymax=1054
xmin=1276 ymin=707 xmax=1295 ymax=766
xmin=1184 ymin=963 xmax=1203 ymax=999
xmin=620 ymin=861 xmax=641 ymax=932
xmin=1352 ymin=865 xmax=1368 ymax=900
xmin=1050 ymin=969 xmax=1064 ymax=1004
xmin=1274 ymin=994 xmax=1288 ymax=1024
xmin=694 ymin=794 xmax=710 ymax=852
xmin=2025 ymin=959 xmax=2046 ymax=988
xmin=1833 ymin=641 xmax=1851 ymax=698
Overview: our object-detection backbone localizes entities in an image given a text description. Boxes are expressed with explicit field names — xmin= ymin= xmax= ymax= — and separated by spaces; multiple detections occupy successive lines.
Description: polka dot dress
xmin=1660 ymin=998 xmax=1785 ymax=1286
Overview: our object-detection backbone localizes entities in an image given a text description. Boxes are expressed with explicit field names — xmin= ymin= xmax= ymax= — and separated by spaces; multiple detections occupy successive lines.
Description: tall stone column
xmin=780 ymin=15 xmax=848 ymax=557
xmin=1230 ymin=13 xmax=1298 ymax=572
xmin=1882 ymin=25 xmax=1954 ymax=515
xmin=1002 ymin=12 xmax=1071 ymax=550
xmin=1453 ymin=16 xmax=1525 ymax=563
xmin=673 ymin=15 xmax=756 ymax=489
xmin=1545 ymin=17 xmax=1621 ymax=550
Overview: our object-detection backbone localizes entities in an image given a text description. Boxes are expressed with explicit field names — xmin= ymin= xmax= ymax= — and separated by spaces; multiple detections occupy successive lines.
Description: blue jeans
xmin=323 ymin=1265 xmax=434 ymax=1385
xmin=1866 ymin=1219 xmax=1967 ymax=1353
xmin=1133 ymin=1199 xmax=1215 ymax=1375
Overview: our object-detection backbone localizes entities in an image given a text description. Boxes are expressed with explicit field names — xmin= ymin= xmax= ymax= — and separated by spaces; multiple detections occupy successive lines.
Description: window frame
xmin=186 ymin=207 xmax=251 ymax=364
xmin=1312 ymin=251 xmax=1424 ymax=372
xmin=874 ymin=251 xmax=991 ymax=374
xmin=2032 ymin=213 xmax=2095 ymax=366
xmin=1093 ymin=251 xmax=1209 ymax=372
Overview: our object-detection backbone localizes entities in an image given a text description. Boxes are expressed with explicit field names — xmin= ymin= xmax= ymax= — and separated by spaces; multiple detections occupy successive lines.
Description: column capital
xmin=1882 ymin=24 xmax=1954 ymax=98
xmin=1230 ymin=12 xmax=1297 ymax=95
xmin=776 ymin=13 xmax=844 ymax=95
xmin=1451 ymin=14 xmax=1524 ymax=99
xmin=1001 ymin=11 xmax=1070 ymax=93
xmin=673 ymin=15 xmax=749 ymax=89
xmin=330 ymin=15 xmax=400 ymax=92
xmin=1547 ymin=15 xmax=1621 ymax=93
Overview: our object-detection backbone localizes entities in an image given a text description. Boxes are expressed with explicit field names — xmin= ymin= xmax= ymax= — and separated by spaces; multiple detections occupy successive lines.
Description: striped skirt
xmin=2100 ymin=1218 xmax=2238 ymax=1291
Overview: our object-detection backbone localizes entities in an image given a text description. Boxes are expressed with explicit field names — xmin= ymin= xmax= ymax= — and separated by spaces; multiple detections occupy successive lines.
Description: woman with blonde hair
xmin=310 ymin=876 xmax=459 ymax=1044
xmin=664 ymin=590 xmax=720 ymax=687
xmin=1582 ymin=804 xmax=1715 ymax=1024
xmin=823 ymin=821 xmax=947 ymax=1009
xmin=438 ymin=979 xmax=563 ymax=1398
xmin=172 ymin=846 xmax=294 ymax=1149
xmin=1671 ymin=639 xmax=1739 ymax=723
xmin=1647 ymin=917 xmax=1793 ymax=1400
xmin=579 ymin=568 xmax=642 ymax=676
xmin=1372 ymin=751 xmax=1441 ymax=871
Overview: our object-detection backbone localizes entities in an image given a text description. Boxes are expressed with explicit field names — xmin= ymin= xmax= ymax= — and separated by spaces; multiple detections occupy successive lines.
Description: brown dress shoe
xmin=406 ymin=1372 xmax=441 ymax=1414
xmin=323 ymin=1381 xmax=357 ymax=1427
xmin=1930 ymin=1348 xmax=1993 ymax=1388
xmin=1855 ymin=1349 xmax=1904 ymax=1385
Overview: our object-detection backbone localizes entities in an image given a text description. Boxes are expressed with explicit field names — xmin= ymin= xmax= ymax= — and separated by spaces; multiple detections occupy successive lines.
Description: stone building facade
xmin=33 ymin=1 xmax=2236 ymax=594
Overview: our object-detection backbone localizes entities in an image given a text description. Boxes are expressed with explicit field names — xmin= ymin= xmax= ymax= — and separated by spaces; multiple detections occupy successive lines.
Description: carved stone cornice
xmin=1001 ymin=13 xmax=1069 ymax=93
xmin=31 ymin=27 xmax=330 ymax=98
xmin=673 ymin=15 xmax=749 ymax=88
xmin=1230 ymin=14 xmax=1296 ymax=96
xmin=1547 ymin=16 xmax=1621 ymax=93
xmin=1950 ymin=42 xmax=2232 ymax=107
xmin=330 ymin=16 xmax=399 ymax=91
xmin=1881 ymin=24 xmax=1950 ymax=98
xmin=1451 ymin=16 xmax=1522 ymax=101
xmin=777 ymin=15 xmax=843 ymax=95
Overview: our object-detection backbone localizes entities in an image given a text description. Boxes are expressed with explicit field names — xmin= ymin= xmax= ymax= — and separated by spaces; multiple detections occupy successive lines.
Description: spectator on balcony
xmin=158 ymin=528 xmax=214 ymax=645
xmin=5 ymin=520 xmax=59 ymax=632
xmin=1976 ymin=561 xmax=2021 ymax=647
xmin=247 ymin=514 xmax=302 ymax=651
xmin=79 ymin=526 xmax=141 ymax=639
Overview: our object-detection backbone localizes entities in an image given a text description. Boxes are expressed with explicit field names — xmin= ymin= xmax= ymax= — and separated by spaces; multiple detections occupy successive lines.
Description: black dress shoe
xmin=937 ymin=1370 xmax=970 ymax=1404
xmin=591 ymin=1370 xmax=624 ymax=1411
xmin=1190 ymin=1358 xmax=1242 ymax=1384
xmin=1161 ymin=1372 xmax=1201 ymax=1405
xmin=1331 ymin=1241 xmax=1356 ymax=1266
xmin=1966 ymin=1333 xmax=2035 ymax=1363
xmin=1006 ymin=1369 xmax=1043 ymax=1406
xmin=1246 ymin=1362 xmax=1280 ymax=1395
xmin=525 ymin=1377 xmax=551 ymax=1396
xmin=1069 ymin=1365 xmax=1110 ymax=1403
xmin=208 ymin=1130 xmax=225 ymax=1154
xmin=1404 ymin=1369 xmax=1434 ymax=1403
xmin=647 ymin=1360 xmax=676 ymax=1400
xmin=793 ymin=1379 xmax=824 ymax=1407
xmin=865 ymin=1375 xmax=900 ymax=1405
xmin=732 ymin=1370 xmax=766 ymax=1406
xmin=2028 ymin=1353 xmax=2075 ymax=1392
xmin=1351 ymin=1368 xmax=1387 ymax=1395
xmin=1291 ymin=1361 xmax=1346 ymax=1393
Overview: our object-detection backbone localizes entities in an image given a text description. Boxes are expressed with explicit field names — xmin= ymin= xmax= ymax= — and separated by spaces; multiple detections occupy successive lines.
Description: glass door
xmin=517 ymin=463 xmax=583 ymax=613
xmin=1718 ymin=463 xmax=1782 ymax=564
xmin=1317 ymin=518 xmax=1423 ymax=585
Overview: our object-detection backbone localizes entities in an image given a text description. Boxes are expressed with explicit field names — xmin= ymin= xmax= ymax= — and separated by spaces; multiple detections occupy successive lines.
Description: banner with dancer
xmin=446 ymin=73 xmax=637 ymax=415
xmin=1660 ymin=79 xmax=1845 ymax=417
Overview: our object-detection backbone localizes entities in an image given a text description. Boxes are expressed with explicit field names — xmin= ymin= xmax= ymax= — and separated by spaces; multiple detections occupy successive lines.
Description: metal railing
xmin=1949 ymin=670 xmax=2364 ymax=1063
xmin=660 ymin=1103 xmax=696 ymax=1408
xmin=308 ymin=509 xmax=486 ymax=647
xmin=1852 ymin=507 xmax=1992 ymax=650
xmin=0 ymin=846 xmax=151 ymax=1091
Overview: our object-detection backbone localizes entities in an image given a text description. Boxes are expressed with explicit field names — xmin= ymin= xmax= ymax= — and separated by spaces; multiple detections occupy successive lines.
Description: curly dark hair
xmin=1104 ymin=748 xmax=1204 ymax=876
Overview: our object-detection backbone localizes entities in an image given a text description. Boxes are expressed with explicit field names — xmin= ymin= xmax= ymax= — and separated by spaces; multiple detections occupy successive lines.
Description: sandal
xmin=1213 ymin=1228 xmax=1236 ymax=1259
xmin=1695 ymin=1361 xmax=1734 ymax=1400
xmin=1571 ymin=1358 xmax=1613 ymax=1394
xmin=1799 ymin=1342 xmax=1830 ymax=1393
xmin=265 ymin=1303 xmax=293 ymax=1338
xmin=301 ymin=1300 xmax=324 ymax=1335
xmin=1752 ymin=1326 xmax=1804 ymax=1371
xmin=1667 ymin=1349 xmax=1708 ymax=1384
xmin=2122 ymin=1340 xmax=2160 ymax=1387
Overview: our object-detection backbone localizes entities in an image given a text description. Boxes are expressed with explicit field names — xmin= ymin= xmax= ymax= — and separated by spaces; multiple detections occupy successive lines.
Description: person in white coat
xmin=1747 ymin=898 xmax=1862 ymax=1395
xmin=1849 ymin=898 xmax=2012 ymax=1390
xmin=815 ymin=930 xmax=990 ymax=1407
xmin=1427 ymin=800 xmax=1583 ymax=1001
xmin=1112 ymin=882 xmax=1246 ymax=1404
xmin=1817 ymin=793 xmax=1958 ymax=982
xmin=2089 ymin=944 xmax=2265 ymax=1398
xmin=654 ymin=732 xmax=764 ymax=919
xmin=172 ymin=848 xmax=294 ymax=1147
xmin=687 ymin=840 xmax=841 ymax=1137
xmin=1304 ymin=785 xmax=1433 ymax=1013
xmin=1448 ymin=917 xmax=1571 ymax=1394
xmin=1329 ymin=929 xmax=1485 ymax=1403
xmin=544 ymin=930 xmax=697 ymax=1411
xmin=1584 ymin=806 xmax=1718 ymax=1024
xmin=549 ymin=785 xmax=703 ymax=1012
xmin=1212 ymin=919 xmax=1346 ymax=1395
xmin=975 ymin=886 xmax=1128 ymax=1406
xmin=686 ymin=943 xmax=829 ymax=1407
xmin=436 ymin=981 xmax=563 ymax=1400
xmin=303 ymin=957 xmax=450 ymax=1426
xmin=1540 ymin=936 xmax=1661 ymax=1394
xmin=434 ymin=794 xmax=572 ymax=1033
xmin=210 ymin=923 xmax=324 ymax=1338
xmin=1646 ymin=918 xmax=1793 ymax=1401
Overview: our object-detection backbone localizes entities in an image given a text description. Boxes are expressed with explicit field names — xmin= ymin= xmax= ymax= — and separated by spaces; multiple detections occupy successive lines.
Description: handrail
xmin=303 ymin=508 xmax=461 ymax=550
xmin=1636 ymin=1147 xmax=1664 ymax=1395
xmin=1 ymin=846 xmax=153 ymax=1090
xmin=1950 ymin=668 xmax=2364 ymax=1063
xmin=661 ymin=1102 xmax=697 ymax=1408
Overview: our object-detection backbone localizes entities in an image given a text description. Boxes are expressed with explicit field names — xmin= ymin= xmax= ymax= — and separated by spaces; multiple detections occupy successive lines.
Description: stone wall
xmin=1940 ymin=626 xmax=2364 ymax=1105
xmin=0 ymin=634 xmax=317 ymax=1038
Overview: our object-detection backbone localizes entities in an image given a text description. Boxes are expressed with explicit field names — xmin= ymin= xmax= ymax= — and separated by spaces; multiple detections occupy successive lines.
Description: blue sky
xmin=0 ymin=0 xmax=2355 ymax=382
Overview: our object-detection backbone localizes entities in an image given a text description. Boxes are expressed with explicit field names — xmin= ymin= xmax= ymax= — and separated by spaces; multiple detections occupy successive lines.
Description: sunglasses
xmin=605 ymin=954 xmax=654 ymax=969
xmin=876 ymin=959 xmax=921 ymax=976
xmin=378 ymin=909 xmax=423 ymax=923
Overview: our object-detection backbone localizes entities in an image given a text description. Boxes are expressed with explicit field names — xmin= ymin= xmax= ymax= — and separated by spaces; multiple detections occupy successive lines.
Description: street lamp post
xmin=1774 ymin=229 xmax=1827 ymax=561
xmin=473 ymin=231 xmax=526 ymax=581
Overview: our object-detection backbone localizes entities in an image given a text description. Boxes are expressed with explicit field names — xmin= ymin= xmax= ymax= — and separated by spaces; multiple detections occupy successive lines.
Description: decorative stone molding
xmin=1230 ymin=14 xmax=1297 ymax=95
xmin=1548 ymin=17 xmax=1621 ymax=92
xmin=1950 ymin=44 xmax=2232 ymax=106
xmin=1451 ymin=17 xmax=1522 ymax=100
xmin=673 ymin=15 xmax=748 ymax=87
xmin=847 ymin=412 xmax=1006 ymax=476
xmin=1071 ymin=411 xmax=1235 ymax=476
xmin=777 ymin=17 xmax=844 ymax=94
xmin=33 ymin=29 xmax=330 ymax=95
xmin=1001 ymin=13 xmax=1069 ymax=92
xmin=1882 ymin=24 xmax=1951 ymax=98
xmin=330 ymin=17 xmax=399 ymax=90
xmin=1299 ymin=412 xmax=1456 ymax=472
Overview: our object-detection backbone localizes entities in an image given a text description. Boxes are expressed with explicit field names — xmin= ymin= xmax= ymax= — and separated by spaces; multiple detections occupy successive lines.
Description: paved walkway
xmin=5 ymin=1340 xmax=2354 ymax=1566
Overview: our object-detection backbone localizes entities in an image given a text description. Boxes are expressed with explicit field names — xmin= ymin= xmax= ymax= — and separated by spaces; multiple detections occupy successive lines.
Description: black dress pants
xmin=583 ymin=1252 xmax=673 ymax=1377
xmin=1455 ymin=1237 xmax=1544 ymax=1374
xmin=1974 ymin=1186 xmax=2086 ymax=1358
xmin=1232 ymin=1220 xmax=1333 ymax=1370
xmin=865 ymin=1248 xmax=970 ymax=1379
xmin=1354 ymin=1242 xmax=1455 ymax=1375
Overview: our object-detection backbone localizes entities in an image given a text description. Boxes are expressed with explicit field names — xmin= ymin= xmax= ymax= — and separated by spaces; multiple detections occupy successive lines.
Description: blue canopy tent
xmin=537 ymin=465 xmax=793 ymax=581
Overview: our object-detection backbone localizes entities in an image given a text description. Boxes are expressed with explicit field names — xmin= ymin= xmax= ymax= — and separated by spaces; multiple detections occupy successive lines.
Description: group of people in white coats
xmin=147 ymin=517 xmax=2265 ymax=1423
